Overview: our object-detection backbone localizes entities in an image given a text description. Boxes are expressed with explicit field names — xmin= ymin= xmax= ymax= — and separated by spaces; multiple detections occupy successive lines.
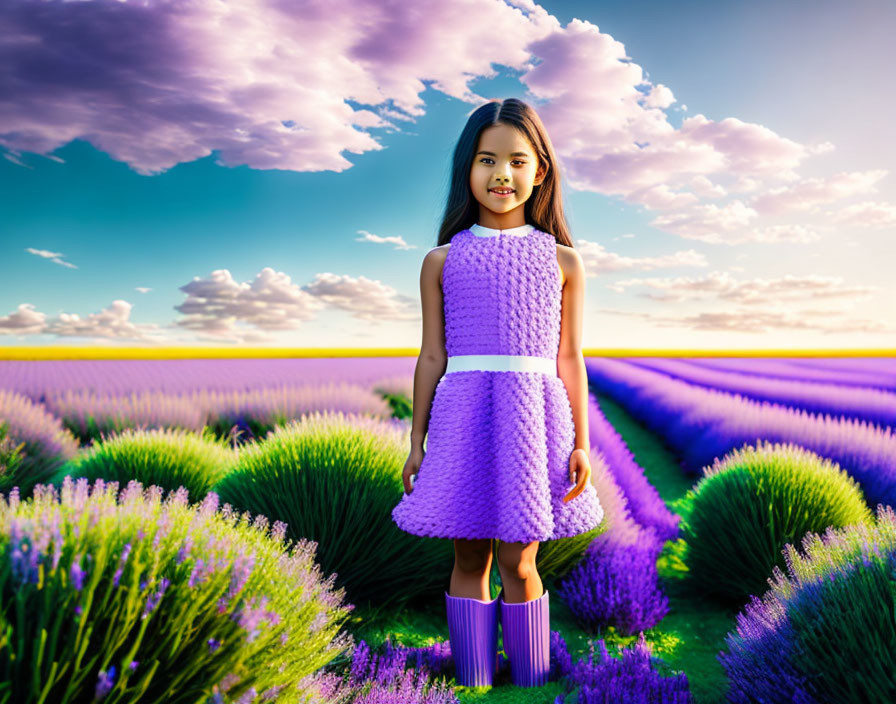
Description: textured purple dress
xmin=391 ymin=223 xmax=604 ymax=543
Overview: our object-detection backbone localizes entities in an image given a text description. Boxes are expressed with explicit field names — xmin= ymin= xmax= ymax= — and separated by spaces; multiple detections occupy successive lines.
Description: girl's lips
xmin=490 ymin=189 xmax=515 ymax=197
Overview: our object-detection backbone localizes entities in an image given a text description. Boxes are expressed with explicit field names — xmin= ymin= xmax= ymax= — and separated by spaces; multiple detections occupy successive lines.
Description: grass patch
xmin=595 ymin=391 xmax=738 ymax=704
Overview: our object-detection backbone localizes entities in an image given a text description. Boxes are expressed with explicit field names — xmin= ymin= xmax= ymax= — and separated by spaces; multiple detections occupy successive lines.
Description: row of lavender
xmin=585 ymin=356 xmax=896 ymax=703
xmin=587 ymin=357 xmax=896 ymax=509
xmin=0 ymin=357 xmax=697 ymax=702
xmin=2 ymin=355 xmax=893 ymax=701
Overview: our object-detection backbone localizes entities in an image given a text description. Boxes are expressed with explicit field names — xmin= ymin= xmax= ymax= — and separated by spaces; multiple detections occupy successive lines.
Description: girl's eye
xmin=480 ymin=158 xmax=526 ymax=165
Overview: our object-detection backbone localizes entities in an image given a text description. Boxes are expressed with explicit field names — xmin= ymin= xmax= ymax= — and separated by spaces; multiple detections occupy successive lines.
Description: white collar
xmin=469 ymin=223 xmax=535 ymax=238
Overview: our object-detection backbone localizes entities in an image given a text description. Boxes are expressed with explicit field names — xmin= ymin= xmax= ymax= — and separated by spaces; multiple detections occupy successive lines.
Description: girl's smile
xmin=489 ymin=188 xmax=516 ymax=198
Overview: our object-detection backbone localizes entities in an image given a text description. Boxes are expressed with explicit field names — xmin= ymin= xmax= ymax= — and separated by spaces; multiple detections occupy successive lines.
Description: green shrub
xmin=0 ymin=390 xmax=80 ymax=499
xmin=680 ymin=440 xmax=872 ymax=605
xmin=199 ymin=384 xmax=392 ymax=446
xmin=43 ymin=389 xmax=206 ymax=447
xmin=56 ymin=427 xmax=238 ymax=503
xmin=0 ymin=476 xmax=354 ymax=703
xmin=719 ymin=504 xmax=896 ymax=702
xmin=0 ymin=423 xmax=25 ymax=490
xmin=213 ymin=411 xmax=454 ymax=612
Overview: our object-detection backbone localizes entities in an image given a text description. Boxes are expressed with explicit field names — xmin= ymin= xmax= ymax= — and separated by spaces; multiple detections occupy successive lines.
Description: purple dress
xmin=391 ymin=224 xmax=604 ymax=543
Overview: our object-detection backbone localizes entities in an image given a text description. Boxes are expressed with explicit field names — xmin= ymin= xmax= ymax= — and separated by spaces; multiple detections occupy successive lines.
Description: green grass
xmin=594 ymin=392 xmax=740 ymax=704
xmin=339 ymin=390 xmax=741 ymax=702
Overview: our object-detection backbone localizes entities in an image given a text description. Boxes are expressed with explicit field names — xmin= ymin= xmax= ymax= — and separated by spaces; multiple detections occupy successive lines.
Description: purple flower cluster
xmin=718 ymin=504 xmax=896 ymax=703
xmin=623 ymin=356 xmax=896 ymax=429
xmin=0 ymin=389 xmax=79 ymax=493
xmin=552 ymin=632 xmax=692 ymax=703
xmin=585 ymin=357 xmax=896 ymax=509
xmin=557 ymin=536 xmax=670 ymax=636
xmin=2 ymin=475 xmax=355 ymax=703
xmin=299 ymin=636 xmax=458 ymax=703
xmin=0 ymin=357 xmax=417 ymax=398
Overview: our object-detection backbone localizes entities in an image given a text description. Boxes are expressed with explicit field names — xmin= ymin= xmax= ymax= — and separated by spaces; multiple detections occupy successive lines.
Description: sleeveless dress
xmin=391 ymin=223 xmax=605 ymax=543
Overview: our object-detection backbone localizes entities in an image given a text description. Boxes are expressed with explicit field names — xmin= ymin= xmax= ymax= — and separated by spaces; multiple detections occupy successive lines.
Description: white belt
xmin=444 ymin=354 xmax=557 ymax=376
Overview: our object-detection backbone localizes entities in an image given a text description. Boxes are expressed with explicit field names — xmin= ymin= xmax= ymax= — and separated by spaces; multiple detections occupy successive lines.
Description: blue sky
xmin=1 ymin=0 xmax=894 ymax=350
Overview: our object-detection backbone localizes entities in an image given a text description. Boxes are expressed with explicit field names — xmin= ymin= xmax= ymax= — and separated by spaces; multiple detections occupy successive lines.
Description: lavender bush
xmin=297 ymin=636 xmax=458 ymax=703
xmin=213 ymin=411 xmax=456 ymax=611
xmin=0 ymin=357 xmax=418 ymax=399
xmin=585 ymin=357 xmax=896 ymax=509
xmin=680 ymin=357 xmax=896 ymax=393
xmin=195 ymin=383 xmax=393 ymax=445
xmin=556 ymin=534 xmax=670 ymax=636
xmin=43 ymin=389 xmax=207 ymax=446
xmin=623 ymin=357 xmax=896 ymax=429
xmin=0 ymin=389 xmax=80 ymax=498
xmin=0 ymin=476 xmax=355 ymax=703
xmin=57 ymin=426 xmax=239 ymax=502
xmin=718 ymin=504 xmax=896 ymax=703
xmin=552 ymin=631 xmax=692 ymax=703
xmin=369 ymin=375 xmax=414 ymax=421
xmin=680 ymin=441 xmax=873 ymax=605
xmin=0 ymin=422 xmax=24 ymax=487
xmin=586 ymin=393 xmax=680 ymax=544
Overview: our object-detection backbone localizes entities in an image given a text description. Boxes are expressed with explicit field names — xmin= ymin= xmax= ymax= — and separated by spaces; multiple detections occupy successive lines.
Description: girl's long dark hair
xmin=435 ymin=98 xmax=572 ymax=247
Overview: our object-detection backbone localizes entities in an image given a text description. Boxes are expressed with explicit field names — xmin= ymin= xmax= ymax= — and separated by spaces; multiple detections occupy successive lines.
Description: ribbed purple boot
xmin=445 ymin=590 xmax=500 ymax=687
xmin=499 ymin=589 xmax=550 ymax=687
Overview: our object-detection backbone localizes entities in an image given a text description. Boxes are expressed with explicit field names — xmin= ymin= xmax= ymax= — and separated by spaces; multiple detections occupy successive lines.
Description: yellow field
xmin=0 ymin=346 xmax=893 ymax=360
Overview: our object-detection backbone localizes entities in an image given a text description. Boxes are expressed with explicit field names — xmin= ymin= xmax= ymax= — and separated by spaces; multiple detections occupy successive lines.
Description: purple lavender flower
xmin=70 ymin=559 xmax=86 ymax=591
xmin=94 ymin=665 xmax=116 ymax=699
xmin=142 ymin=577 xmax=171 ymax=619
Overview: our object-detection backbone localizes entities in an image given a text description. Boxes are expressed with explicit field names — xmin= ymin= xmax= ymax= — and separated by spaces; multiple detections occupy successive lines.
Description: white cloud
xmin=0 ymin=303 xmax=46 ymax=334
xmin=25 ymin=247 xmax=77 ymax=269
xmin=607 ymin=270 xmax=878 ymax=305
xmin=828 ymin=200 xmax=896 ymax=229
xmin=576 ymin=239 xmax=709 ymax=274
xmin=0 ymin=300 xmax=161 ymax=341
xmin=355 ymin=229 xmax=418 ymax=250
xmin=750 ymin=170 xmax=888 ymax=216
xmin=598 ymin=305 xmax=895 ymax=335
xmin=174 ymin=267 xmax=325 ymax=336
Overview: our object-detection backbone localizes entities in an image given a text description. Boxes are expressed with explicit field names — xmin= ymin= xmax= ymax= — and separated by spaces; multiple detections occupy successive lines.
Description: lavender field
xmin=1 ymin=355 xmax=895 ymax=704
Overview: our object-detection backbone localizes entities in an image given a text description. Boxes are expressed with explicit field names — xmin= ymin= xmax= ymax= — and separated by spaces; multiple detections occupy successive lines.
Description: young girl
xmin=391 ymin=98 xmax=604 ymax=689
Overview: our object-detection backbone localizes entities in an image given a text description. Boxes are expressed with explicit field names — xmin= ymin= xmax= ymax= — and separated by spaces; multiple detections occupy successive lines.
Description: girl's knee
xmin=496 ymin=540 xmax=539 ymax=576
xmin=453 ymin=538 xmax=493 ymax=571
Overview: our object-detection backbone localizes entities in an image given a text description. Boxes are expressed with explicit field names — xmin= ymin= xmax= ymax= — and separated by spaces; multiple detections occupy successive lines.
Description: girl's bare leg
xmin=450 ymin=538 xmax=494 ymax=600
xmin=496 ymin=540 xmax=542 ymax=603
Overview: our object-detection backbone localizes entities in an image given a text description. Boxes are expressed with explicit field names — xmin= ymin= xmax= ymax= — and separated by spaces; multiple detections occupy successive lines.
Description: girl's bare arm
xmin=556 ymin=245 xmax=590 ymax=455
xmin=410 ymin=246 xmax=449 ymax=452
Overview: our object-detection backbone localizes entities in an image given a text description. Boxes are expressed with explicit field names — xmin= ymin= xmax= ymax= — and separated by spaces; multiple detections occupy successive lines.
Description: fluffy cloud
xmin=599 ymin=306 xmax=895 ymax=335
xmin=606 ymin=270 xmax=878 ymax=305
xmin=827 ymin=200 xmax=896 ymax=229
xmin=750 ymin=170 xmax=888 ymax=216
xmin=174 ymin=268 xmax=325 ymax=336
xmin=0 ymin=303 xmax=46 ymax=334
xmin=0 ymin=300 xmax=162 ymax=340
xmin=302 ymin=272 xmax=418 ymax=321
xmin=575 ymin=239 xmax=709 ymax=274
xmin=1 ymin=0 xmax=876 ymax=244
xmin=173 ymin=266 xmax=417 ymax=339
xmin=0 ymin=0 xmax=558 ymax=176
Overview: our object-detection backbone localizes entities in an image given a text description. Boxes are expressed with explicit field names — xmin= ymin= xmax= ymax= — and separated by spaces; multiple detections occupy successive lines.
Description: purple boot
xmin=445 ymin=590 xmax=500 ymax=687
xmin=499 ymin=588 xmax=550 ymax=687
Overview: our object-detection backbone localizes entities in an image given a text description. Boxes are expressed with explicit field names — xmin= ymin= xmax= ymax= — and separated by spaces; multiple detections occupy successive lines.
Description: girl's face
xmin=469 ymin=123 xmax=546 ymax=224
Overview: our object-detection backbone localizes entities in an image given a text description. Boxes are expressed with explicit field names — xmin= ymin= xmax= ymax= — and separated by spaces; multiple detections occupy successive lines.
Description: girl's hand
xmin=562 ymin=449 xmax=592 ymax=503
xmin=402 ymin=448 xmax=424 ymax=495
